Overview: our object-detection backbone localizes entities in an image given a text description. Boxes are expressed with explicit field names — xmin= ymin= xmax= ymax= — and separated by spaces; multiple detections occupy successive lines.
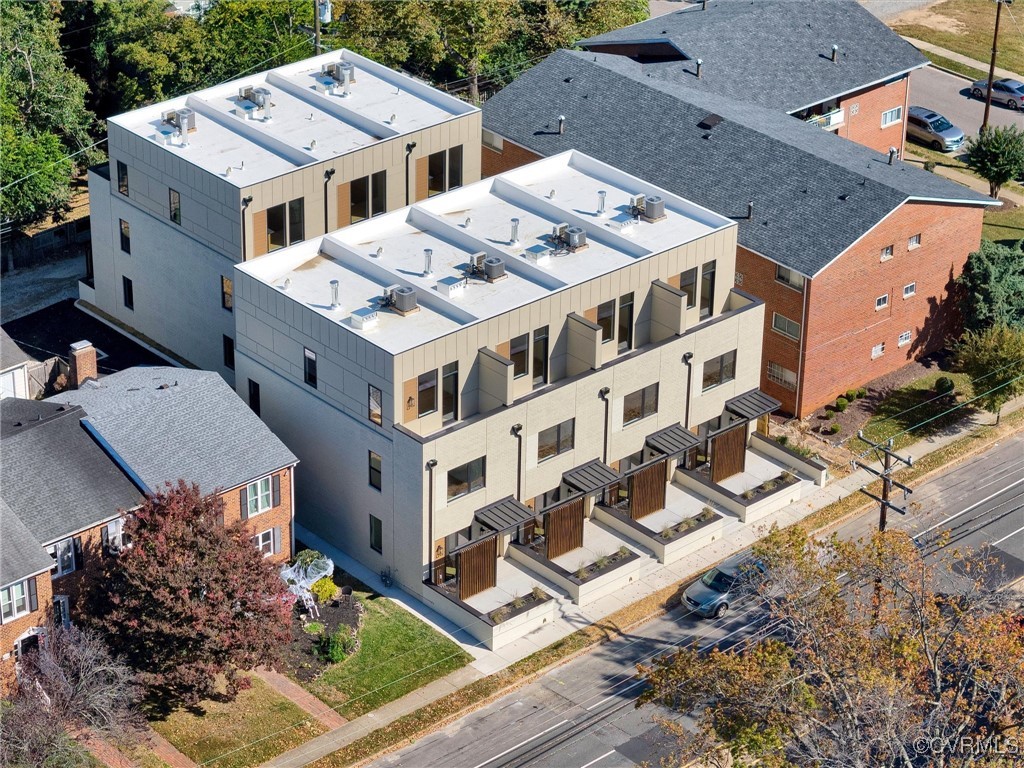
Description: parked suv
xmin=970 ymin=78 xmax=1024 ymax=110
xmin=681 ymin=552 xmax=767 ymax=619
xmin=906 ymin=107 xmax=965 ymax=152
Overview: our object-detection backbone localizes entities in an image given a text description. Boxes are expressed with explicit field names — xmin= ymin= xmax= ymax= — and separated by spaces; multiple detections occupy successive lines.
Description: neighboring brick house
xmin=481 ymin=51 xmax=996 ymax=417
xmin=576 ymin=0 xmax=925 ymax=155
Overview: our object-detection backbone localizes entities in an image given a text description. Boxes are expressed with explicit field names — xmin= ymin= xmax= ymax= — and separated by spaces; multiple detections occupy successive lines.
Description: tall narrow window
xmin=442 ymin=362 xmax=458 ymax=423
xmin=369 ymin=384 xmax=383 ymax=425
xmin=418 ymin=370 xmax=437 ymax=417
xmin=700 ymin=260 xmax=716 ymax=319
xmin=532 ymin=326 xmax=549 ymax=387
xmin=351 ymin=176 xmax=369 ymax=222
xmin=680 ymin=268 xmax=697 ymax=309
xmin=288 ymin=198 xmax=304 ymax=244
xmin=369 ymin=451 xmax=382 ymax=491
xmin=510 ymin=333 xmax=529 ymax=378
xmin=117 ymin=161 xmax=129 ymax=196
xmin=119 ymin=219 xmax=131 ymax=253
xmin=223 ymin=335 xmax=235 ymax=370
xmin=267 ymin=203 xmax=286 ymax=251
xmin=428 ymin=151 xmax=446 ymax=196
xmin=597 ymin=300 xmax=615 ymax=343
xmin=248 ymin=379 xmax=261 ymax=416
xmin=169 ymin=188 xmax=181 ymax=224
xmin=122 ymin=276 xmax=134 ymax=310
xmin=371 ymin=170 xmax=387 ymax=216
xmin=448 ymin=146 xmax=463 ymax=189
xmin=369 ymin=515 xmax=383 ymax=553
xmin=303 ymin=347 xmax=317 ymax=388
xmin=221 ymin=276 xmax=233 ymax=311
xmin=618 ymin=293 xmax=634 ymax=353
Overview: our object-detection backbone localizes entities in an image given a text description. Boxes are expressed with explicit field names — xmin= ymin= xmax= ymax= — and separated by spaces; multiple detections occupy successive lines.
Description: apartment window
xmin=872 ymin=342 xmax=886 ymax=359
xmin=102 ymin=518 xmax=127 ymax=556
xmin=369 ymin=450 xmax=382 ymax=491
xmin=221 ymin=276 xmax=233 ymax=311
xmin=1 ymin=579 xmax=35 ymax=622
xmin=767 ymin=361 xmax=797 ymax=391
xmin=47 ymin=538 xmax=77 ymax=577
xmin=247 ymin=376 xmax=260 ymax=415
xmin=169 ymin=188 xmax=181 ymax=224
xmin=117 ymin=161 xmax=129 ymax=196
xmin=246 ymin=476 xmax=273 ymax=517
xmin=881 ymin=106 xmax=903 ymax=127
xmin=772 ymin=312 xmax=800 ymax=340
xmin=223 ymin=335 xmax=235 ymax=370
xmin=252 ymin=529 xmax=275 ymax=556
xmin=447 ymin=457 xmax=486 ymax=500
xmin=303 ymin=347 xmax=318 ymax=388
xmin=699 ymin=260 xmax=716 ymax=319
xmin=266 ymin=198 xmax=305 ymax=250
xmin=119 ymin=219 xmax=131 ymax=253
xmin=288 ymin=198 xmax=305 ymax=243
xmin=448 ymin=145 xmax=464 ymax=190
xmin=876 ymin=293 xmax=889 ymax=311
xmin=899 ymin=330 xmax=912 ymax=347
xmin=776 ymin=265 xmax=804 ymax=290
xmin=532 ymin=327 xmax=549 ymax=387
xmin=623 ymin=383 xmax=659 ymax=425
xmin=369 ymin=384 xmax=383 ymax=425
xmin=903 ymin=282 xmax=916 ymax=298
xmin=618 ymin=293 xmax=634 ymax=352
xmin=482 ymin=129 xmax=504 ymax=152
xmin=538 ymin=418 xmax=575 ymax=462
xmin=122 ymin=276 xmax=134 ymax=310
xmin=510 ymin=333 xmax=529 ymax=378
xmin=442 ymin=363 xmax=458 ymax=423
xmin=371 ymin=170 xmax=387 ymax=217
xmin=880 ymin=244 xmax=894 ymax=262
xmin=369 ymin=515 xmax=383 ymax=554
xmin=428 ymin=150 xmax=446 ymax=196
xmin=351 ymin=176 xmax=369 ymax=222
xmin=418 ymin=370 xmax=437 ymax=417
xmin=908 ymin=234 xmax=921 ymax=249
xmin=702 ymin=350 xmax=737 ymax=391
xmin=679 ymin=267 xmax=697 ymax=309
xmin=597 ymin=300 xmax=615 ymax=343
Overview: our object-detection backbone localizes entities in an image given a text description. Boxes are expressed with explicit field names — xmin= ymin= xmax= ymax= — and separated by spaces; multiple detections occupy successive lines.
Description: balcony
xmin=805 ymin=108 xmax=845 ymax=130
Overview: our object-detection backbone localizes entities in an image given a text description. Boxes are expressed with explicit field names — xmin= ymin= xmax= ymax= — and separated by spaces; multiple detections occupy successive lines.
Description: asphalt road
xmin=907 ymin=66 xmax=1023 ymax=145
xmin=374 ymin=433 xmax=1024 ymax=768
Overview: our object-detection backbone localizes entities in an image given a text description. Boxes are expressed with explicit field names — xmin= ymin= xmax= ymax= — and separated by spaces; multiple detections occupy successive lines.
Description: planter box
xmin=674 ymin=468 xmax=806 ymax=525
xmin=593 ymin=506 xmax=731 ymax=565
xmin=750 ymin=433 xmax=828 ymax=486
xmin=508 ymin=544 xmax=647 ymax=606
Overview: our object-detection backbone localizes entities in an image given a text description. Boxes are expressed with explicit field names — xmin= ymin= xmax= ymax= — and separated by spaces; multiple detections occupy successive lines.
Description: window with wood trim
xmin=418 ymin=370 xmax=437 ymax=417
xmin=597 ymin=300 xmax=615 ymax=343
xmin=510 ymin=333 xmax=529 ymax=378
xmin=369 ymin=384 xmax=383 ymax=425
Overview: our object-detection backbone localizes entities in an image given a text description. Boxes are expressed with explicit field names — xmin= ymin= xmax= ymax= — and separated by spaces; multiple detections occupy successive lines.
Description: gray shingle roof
xmin=578 ymin=0 xmax=927 ymax=113
xmin=48 ymin=368 xmax=297 ymax=494
xmin=482 ymin=50 xmax=992 ymax=277
xmin=1 ymin=400 xmax=142 ymax=546
xmin=0 ymin=498 xmax=53 ymax=588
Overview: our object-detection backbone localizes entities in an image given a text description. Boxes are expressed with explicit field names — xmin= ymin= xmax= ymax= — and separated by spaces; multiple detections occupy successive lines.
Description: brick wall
xmin=837 ymin=76 xmax=909 ymax=155
xmin=0 ymin=573 xmax=52 ymax=696
xmin=50 ymin=521 xmax=110 ymax=621
xmin=219 ymin=466 xmax=295 ymax=563
xmin=482 ymin=140 xmax=542 ymax=178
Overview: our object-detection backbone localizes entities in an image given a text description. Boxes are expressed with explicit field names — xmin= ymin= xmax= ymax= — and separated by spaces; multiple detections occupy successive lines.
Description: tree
xmin=963 ymin=124 xmax=1024 ymax=199
xmin=0 ymin=623 xmax=142 ymax=767
xmin=88 ymin=481 xmax=294 ymax=707
xmin=639 ymin=527 xmax=1024 ymax=767
xmin=955 ymin=323 xmax=1024 ymax=425
xmin=957 ymin=239 xmax=1024 ymax=332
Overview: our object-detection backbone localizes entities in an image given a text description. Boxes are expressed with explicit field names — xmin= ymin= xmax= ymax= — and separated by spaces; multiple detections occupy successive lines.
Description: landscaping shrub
xmin=617 ymin=545 xmax=629 ymax=557
xmin=792 ymin=444 xmax=813 ymax=458
xmin=701 ymin=505 xmax=715 ymax=519
xmin=531 ymin=586 xmax=546 ymax=601
xmin=595 ymin=554 xmax=609 ymax=569
xmin=780 ymin=470 xmax=795 ymax=483
xmin=490 ymin=606 xmax=510 ymax=624
xmin=822 ymin=409 xmax=833 ymax=419
xmin=934 ymin=376 xmax=956 ymax=397
xmin=295 ymin=549 xmax=326 ymax=568
xmin=845 ymin=389 xmax=858 ymax=401
xmin=741 ymin=489 xmax=755 ymax=500
xmin=924 ymin=160 xmax=936 ymax=173
xmin=311 ymin=576 xmax=338 ymax=604
xmin=660 ymin=524 xmax=674 ymax=540
xmin=834 ymin=397 xmax=849 ymax=412
xmin=319 ymin=628 xmax=356 ymax=663
xmin=762 ymin=478 xmax=778 ymax=491
xmin=829 ymin=423 xmax=841 ymax=434
xmin=856 ymin=388 xmax=868 ymax=398
xmin=776 ymin=435 xmax=789 ymax=446
xmin=511 ymin=594 xmax=525 ymax=610
xmin=303 ymin=621 xmax=325 ymax=636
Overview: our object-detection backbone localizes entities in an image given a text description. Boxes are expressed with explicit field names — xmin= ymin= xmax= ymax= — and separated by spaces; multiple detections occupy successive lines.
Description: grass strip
xmin=923 ymin=52 xmax=986 ymax=82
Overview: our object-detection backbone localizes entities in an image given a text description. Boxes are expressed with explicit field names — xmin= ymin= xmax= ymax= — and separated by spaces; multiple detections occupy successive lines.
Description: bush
xmin=822 ymin=409 xmax=834 ymax=420
xmin=490 ymin=606 xmax=510 ymax=624
xmin=741 ymin=489 xmax=755 ymax=500
xmin=829 ymin=423 xmax=841 ymax=434
xmin=780 ymin=470 xmax=795 ymax=483
xmin=845 ymin=389 xmax=858 ymax=401
xmin=595 ymin=554 xmax=609 ymax=569
xmin=762 ymin=478 xmax=778 ymax=491
xmin=511 ymin=594 xmax=525 ymax=609
xmin=311 ymin=576 xmax=338 ymax=604
xmin=776 ymin=435 xmax=789 ymax=446
xmin=934 ymin=376 xmax=956 ymax=397
xmin=318 ymin=628 xmax=356 ymax=662
xmin=531 ymin=586 xmax=546 ymax=601
xmin=924 ymin=160 xmax=936 ymax=173
xmin=294 ymin=548 xmax=326 ymax=568
xmin=834 ymin=397 xmax=849 ymax=412
xmin=856 ymin=388 xmax=868 ymax=398
xmin=618 ymin=545 xmax=630 ymax=557
xmin=660 ymin=524 xmax=674 ymax=540
xmin=303 ymin=621 xmax=325 ymax=636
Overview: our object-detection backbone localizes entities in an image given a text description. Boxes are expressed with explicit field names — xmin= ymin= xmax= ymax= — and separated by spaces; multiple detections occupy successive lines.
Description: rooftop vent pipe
xmin=464 ymin=216 xmax=472 ymax=229
xmin=510 ymin=218 xmax=520 ymax=245
xmin=597 ymin=190 xmax=607 ymax=217
xmin=702 ymin=0 xmax=707 ymax=9
xmin=558 ymin=115 xmax=566 ymax=135
xmin=330 ymin=280 xmax=340 ymax=308
xmin=696 ymin=58 xmax=703 ymax=78
xmin=888 ymin=146 xmax=898 ymax=165
xmin=831 ymin=44 xmax=839 ymax=63
xmin=341 ymin=62 xmax=354 ymax=97
xmin=423 ymin=248 xmax=433 ymax=277
xmin=375 ymin=246 xmax=383 ymax=258
xmin=747 ymin=200 xmax=754 ymax=220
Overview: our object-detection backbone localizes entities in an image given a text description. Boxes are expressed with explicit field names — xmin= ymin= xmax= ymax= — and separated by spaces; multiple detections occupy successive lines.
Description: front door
xmin=711 ymin=425 xmax=747 ymax=482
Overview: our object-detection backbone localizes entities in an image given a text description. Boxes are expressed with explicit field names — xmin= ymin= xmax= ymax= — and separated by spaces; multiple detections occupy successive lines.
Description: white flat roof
xmin=236 ymin=151 xmax=734 ymax=354
xmin=109 ymin=50 xmax=476 ymax=188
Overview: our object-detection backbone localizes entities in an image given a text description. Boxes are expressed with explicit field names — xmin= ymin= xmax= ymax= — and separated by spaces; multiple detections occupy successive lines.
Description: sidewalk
xmin=902 ymin=35 xmax=1023 ymax=82
xmin=900 ymin=154 xmax=1024 ymax=207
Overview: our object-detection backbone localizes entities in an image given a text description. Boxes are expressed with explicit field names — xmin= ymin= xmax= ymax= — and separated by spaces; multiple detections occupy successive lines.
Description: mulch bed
xmin=279 ymin=598 xmax=363 ymax=683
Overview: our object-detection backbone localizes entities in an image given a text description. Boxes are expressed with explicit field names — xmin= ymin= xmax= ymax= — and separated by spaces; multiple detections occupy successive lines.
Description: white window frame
xmin=247 ymin=476 xmax=272 ymax=518
xmin=875 ymin=294 xmax=889 ymax=311
xmin=871 ymin=342 xmax=886 ymax=359
xmin=881 ymin=106 xmax=902 ymax=127
xmin=766 ymin=361 xmax=797 ymax=391
xmin=880 ymin=244 xmax=894 ymax=262
xmin=908 ymin=234 xmax=921 ymax=250
xmin=1 ymin=580 xmax=30 ymax=622
xmin=53 ymin=595 xmax=71 ymax=628
xmin=46 ymin=538 xmax=75 ymax=577
xmin=775 ymin=265 xmax=805 ymax=291
xmin=898 ymin=331 xmax=912 ymax=347
xmin=252 ymin=529 xmax=274 ymax=557
xmin=903 ymin=282 xmax=916 ymax=298
xmin=772 ymin=312 xmax=801 ymax=340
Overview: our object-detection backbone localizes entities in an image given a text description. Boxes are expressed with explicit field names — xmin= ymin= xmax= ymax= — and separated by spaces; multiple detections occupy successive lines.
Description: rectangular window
xmin=1 ymin=580 xmax=31 ymax=621
xmin=47 ymin=538 xmax=76 ymax=577
xmin=881 ymin=106 xmax=903 ymax=127
xmin=872 ymin=342 xmax=886 ymax=359
xmin=418 ymin=370 xmax=437 ymax=417
xmin=351 ymin=176 xmax=369 ymax=222
xmin=267 ymin=203 xmax=286 ymax=251
xmin=875 ymin=294 xmax=889 ymax=311
xmin=880 ymin=244 xmax=894 ymax=262
xmin=369 ymin=450 xmax=382 ymax=490
xmin=369 ymin=515 xmax=383 ymax=553
xmin=369 ymin=384 xmax=383 ymax=425
xmin=482 ymin=129 xmax=504 ymax=152
xmin=448 ymin=145 xmax=463 ymax=190
xmin=252 ymin=529 xmax=274 ymax=556
xmin=510 ymin=333 xmax=529 ymax=378
xmin=908 ymin=234 xmax=921 ymax=249
xmin=119 ymin=219 xmax=131 ymax=253
xmin=103 ymin=518 xmax=126 ymax=555
xmin=221 ymin=276 xmax=233 ymax=311
xmin=775 ymin=265 xmax=804 ymax=290
xmin=247 ymin=476 xmax=272 ymax=517
xmin=371 ymin=170 xmax=387 ymax=217
xmin=597 ymin=300 xmax=615 ymax=343
xmin=532 ymin=326 xmax=549 ymax=387
xmin=442 ymin=363 xmax=458 ymax=423
xmin=702 ymin=350 xmax=737 ymax=391
xmin=618 ymin=293 xmax=634 ymax=352
xmin=117 ymin=161 xmax=129 ymax=196
xmin=903 ymin=282 xmax=916 ymax=298
xmin=899 ymin=331 xmax=912 ymax=347
xmin=169 ymin=188 xmax=181 ymax=224
xmin=303 ymin=347 xmax=318 ymax=388
xmin=428 ymin=151 xmax=446 ymax=196
xmin=223 ymin=335 xmax=235 ymax=370
xmin=772 ymin=312 xmax=800 ymax=340
xmin=700 ymin=260 xmax=716 ymax=319
xmin=679 ymin=267 xmax=697 ymax=309
xmin=538 ymin=418 xmax=575 ymax=462
xmin=447 ymin=457 xmax=485 ymax=500
xmin=122 ymin=276 xmax=134 ymax=310
xmin=623 ymin=383 xmax=659 ymax=425
xmin=248 ymin=379 xmax=261 ymax=416
xmin=287 ymin=198 xmax=304 ymax=245
xmin=766 ymin=361 xmax=797 ymax=391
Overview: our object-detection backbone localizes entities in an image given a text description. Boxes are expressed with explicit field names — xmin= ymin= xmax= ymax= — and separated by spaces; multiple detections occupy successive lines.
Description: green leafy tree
xmin=963 ymin=124 xmax=1024 ymax=199
xmin=957 ymin=239 xmax=1024 ymax=332
xmin=955 ymin=323 xmax=1024 ymax=424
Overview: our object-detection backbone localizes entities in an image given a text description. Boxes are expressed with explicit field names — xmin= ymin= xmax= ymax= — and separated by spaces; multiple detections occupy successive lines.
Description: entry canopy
xmin=645 ymin=422 xmax=700 ymax=458
xmin=725 ymin=389 xmax=781 ymax=421
xmin=562 ymin=458 xmax=622 ymax=494
xmin=474 ymin=495 xmax=535 ymax=533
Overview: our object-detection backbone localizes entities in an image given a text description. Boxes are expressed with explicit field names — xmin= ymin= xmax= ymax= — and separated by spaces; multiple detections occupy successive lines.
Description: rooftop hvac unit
xmin=238 ymin=85 xmax=256 ymax=103
xmin=483 ymin=256 xmax=506 ymax=281
xmin=630 ymin=193 xmax=646 ymax=217
xmin=160 ymin=109 xmax=178 ymax=126
xmin=471 ymin=252 xmax=487 ymax=272
xmin=321 ymin=62 xmax=339 ymax=80
xmin=393 ymin=286 xmax=418 ymax=313
xmin=551 ymin=222 xmax=569 ymax=246
xmin=381 ymin=284 xmax=401 ymax=305
xmin=252 ymin=87 xmax=271 ymax=107
xmin=644 ymin=195 xmax=665 ymax=220
xmin=176 ymin=107 xmax=196 ymax=133
xmin=350 ymin=307 xmax=379 ymax=330
xmin=566 ymin=226 xmax=587 ymax=250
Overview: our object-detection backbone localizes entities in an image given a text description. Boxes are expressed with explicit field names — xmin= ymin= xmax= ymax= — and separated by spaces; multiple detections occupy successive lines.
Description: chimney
xmin=888 ymin=146 xmax=898 ymax=165
xmin=69 ymin=340 xmax=97 ymax=389
xmin=747 ymin=200 xmax=754 ymax=220
xmin=831 ymin=44 xmax=838 ymax=63
xmin=696 ymin=58 xmax=704 ymax=78
xmin=558 ymin=115 xmax=566 ymax=135
xmin=330 ymin=279 xmax=340 ymax=308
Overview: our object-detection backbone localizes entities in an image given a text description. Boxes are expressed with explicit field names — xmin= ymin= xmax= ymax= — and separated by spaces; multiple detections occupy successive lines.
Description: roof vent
xmin=340 ymin=62 xmax=355 ymax=97
xmin=566 ymin=226 xmax=587 ymax=251
xmin=510 ymin=218 xmax=520 ymax=245
xmin=888 ymin=146 xmax=898 ymax=165
xmin=374 ymin=246 xmax=383 ymax=258
xmin=696 ymin=58 xmax=703 ymax=78
xmin=330 ymin=279 xmax=340 ymax=308
xmin=597 ymin=190 xmax=607 ymax=217
xmin=643 ymin=195 xmax=666 ymax=221
xmin=350 ymin=307 xmax=378 ymax=330
xmin=436 ymin=276 xmax=467 ymax=298
xmin=253 ymin=87 xmax=273 ymax=121
xmin=558 ymin=115 xmax=566 ymax=135
xmin=483 ymin=256 xmax=506 ymax=282
xmin=697 ymin=113 xmax=723 ymax=130
xmin=831 ymin=44 xmax=839 ymax=63
xmin=423 ymin=248 xmax=433 ymax=277
xmin=393 ymin=286 xmax=418 ymax=314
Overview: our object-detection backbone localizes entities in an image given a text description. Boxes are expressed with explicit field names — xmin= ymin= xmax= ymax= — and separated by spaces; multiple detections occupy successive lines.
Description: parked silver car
xmin=681 ymin=552 xmax=767 ymax=619
xmin=906 ymin=107 xmax=965 ymax=152
xmin=970 ymin=78 xmax=1024 ymax=110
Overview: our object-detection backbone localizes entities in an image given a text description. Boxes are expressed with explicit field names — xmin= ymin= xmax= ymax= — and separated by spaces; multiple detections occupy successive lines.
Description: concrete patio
xmin=550 ymin=517 xmax=636 ymax=573
xmin=714 ymin=448 xmax=793 ymax=495
xmin=462 ymin=556 xmax=550 ymax=614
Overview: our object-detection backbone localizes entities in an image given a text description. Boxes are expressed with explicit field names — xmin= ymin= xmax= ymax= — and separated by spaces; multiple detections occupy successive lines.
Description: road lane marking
xmin=469 ymin=719 xmax=569 ymax=768
xmin=991 ymin=523 xmax=1024 ymax=547
xmin=912 ymin=478 xmax=1024 ymax=540
xmin=579 ymin=749 xmax=616 ymax=768
xmin=585 ymin=679 xmax=646 ymax=710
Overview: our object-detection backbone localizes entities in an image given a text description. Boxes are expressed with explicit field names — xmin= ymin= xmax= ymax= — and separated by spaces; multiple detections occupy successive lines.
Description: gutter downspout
xmin=794 ymin=282 xmax=810 ymax=417
xmin=426 ymin=458 xmax=437 ymax=583
xmin=598 ymin=387 xmax=611 ymax=464
xmin=682 ymin=352 xmax=694 ymax=427
xmin=405 ymin=142 xmax=417 ymax=206
xmin=511 ymin=424 xmax=523 ymax=500
xmin=323 ymin=168 xmax=335 ymax=234
xmin=289 ymin=464 xmax=296 ymax=557
xmin=241 ymin=196 xmax=253 ymax=259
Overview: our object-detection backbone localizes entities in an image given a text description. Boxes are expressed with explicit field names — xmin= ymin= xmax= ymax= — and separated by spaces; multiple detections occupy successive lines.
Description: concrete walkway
xmin=902 ymin=35 xmax=1024 ymax=82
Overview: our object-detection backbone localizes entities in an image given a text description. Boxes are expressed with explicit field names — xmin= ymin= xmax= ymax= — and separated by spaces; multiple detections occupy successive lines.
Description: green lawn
xmin=983 ymin=203 xmax=1024 ymax=246
xmin=150 ymin=675 xmax=327 ymax=768
xmin=307 ymin=576 xmax=472 ymax=719
xmin=922 ymin=51 xmax=986 ymax=82
xmin=854 ymin=371 xmax=974 ymax=453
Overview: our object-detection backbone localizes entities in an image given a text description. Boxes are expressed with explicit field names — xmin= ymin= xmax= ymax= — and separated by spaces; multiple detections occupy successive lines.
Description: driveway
xmin=908 ymin=66 xmax=1023 ymax=143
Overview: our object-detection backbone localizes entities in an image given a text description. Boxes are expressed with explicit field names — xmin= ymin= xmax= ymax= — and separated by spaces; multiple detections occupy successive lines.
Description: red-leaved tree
xmin=88 ymin=480 xmax=294 ymax=707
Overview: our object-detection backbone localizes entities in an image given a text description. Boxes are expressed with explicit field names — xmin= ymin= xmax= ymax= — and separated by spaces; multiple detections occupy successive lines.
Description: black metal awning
xmin=474 ymin=496 xmax=535 ymax=534
xmin=645 ymin=423 xmax=700 ymax=458
xmin=562 ymin=459 xmax=622 ymax=494
xmin=725 ymin=389 xmax=781 ymax=421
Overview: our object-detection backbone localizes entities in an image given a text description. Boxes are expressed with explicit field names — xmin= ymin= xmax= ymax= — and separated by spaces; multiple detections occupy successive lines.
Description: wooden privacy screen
xmin=711 ymin=425 xmax=747 ymax=483
xmin=629 ymin=460 xmax=667 ymax=520
xmin=415 ymin=157 xmax=429 ymax=202
xmin=545 ymin=497 xmax=585 ymax=560
xmin=252 ymin=209 xmax=269 ymax=257
xmin=336 ymin=182 xmax=351 ymax=228
xmin=458 ymin=536 xmax=497 ymax=600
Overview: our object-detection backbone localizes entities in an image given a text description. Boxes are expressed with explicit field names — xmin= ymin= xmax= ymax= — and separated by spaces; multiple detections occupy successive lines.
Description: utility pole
xmin=853 ymin=433 xmax=913 ymax=532
xmin=982 ymin=0 xmax=1011 ymax=132
xmin=313 ymin=0 xmax=322 ymax=56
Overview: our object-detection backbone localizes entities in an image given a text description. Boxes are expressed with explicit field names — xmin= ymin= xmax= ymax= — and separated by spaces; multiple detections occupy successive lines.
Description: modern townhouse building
xmin=233 ymin=150 xmax=820 ymax=648
xmin=85 ymin=50 xmax=480 ymax=383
